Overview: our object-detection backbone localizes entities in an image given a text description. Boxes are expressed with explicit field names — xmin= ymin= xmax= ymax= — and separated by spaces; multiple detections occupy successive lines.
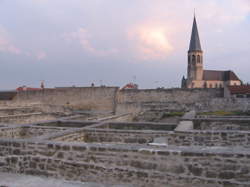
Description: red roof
xmin=121 ymin=83 xmax=138 ymax=90
xmin=16 ymin=87 xmax=42 ymax=91
xmin=203 ymin=70 xmax=240 ymax=81
xmin=228 ymin=85 xmax=250 ymax=94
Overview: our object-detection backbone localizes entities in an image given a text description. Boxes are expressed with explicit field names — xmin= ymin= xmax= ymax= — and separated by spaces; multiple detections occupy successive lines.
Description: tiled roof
xmin=228 ymin=85 xmax=250 ymax=94
xmin=203 ymin=70 xmax=240 ymax=81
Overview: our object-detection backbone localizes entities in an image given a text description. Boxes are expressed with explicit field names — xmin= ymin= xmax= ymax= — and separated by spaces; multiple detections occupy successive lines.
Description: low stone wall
xmin=0 ymin=139 xmax=250 ymax=187
xmin=168 ymin=130 xmax=250 ymax=148
xmin=0 ymin=126 xmax=67 ymax=139
xmin=52 ymin=129 xmax=250 ymax=148
xmin=51 ymin=129 xmax=172 ymax=144
xmin=0 ymin=113 xmax=58 ymax=125
xmin=196 ymin=121 xmax=250 ymax=131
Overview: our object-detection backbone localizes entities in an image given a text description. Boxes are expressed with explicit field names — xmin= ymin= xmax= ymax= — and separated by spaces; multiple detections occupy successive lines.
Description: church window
xmin=192 ymin=55 xmax=196 ymax=64
xmin=197 ymin=55 xmax=201 ymax=63
xmin=204 ymin=82 xmax=207 ymax=88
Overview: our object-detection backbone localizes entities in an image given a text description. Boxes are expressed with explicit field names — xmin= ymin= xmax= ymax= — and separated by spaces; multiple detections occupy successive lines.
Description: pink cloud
xmin=63 ymin=28 xmax=118 ymax=57
xmin=128 ymin=23 xmax=175 ymax=61
xmin=0 ymin=27 xmax=21 ymax=55
xmin=36 ymin=51 xmax=47 ymax=60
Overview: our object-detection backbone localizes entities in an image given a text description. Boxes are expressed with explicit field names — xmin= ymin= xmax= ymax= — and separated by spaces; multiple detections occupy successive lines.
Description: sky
xmin=0 ymin=0 xmax=250 ymax=89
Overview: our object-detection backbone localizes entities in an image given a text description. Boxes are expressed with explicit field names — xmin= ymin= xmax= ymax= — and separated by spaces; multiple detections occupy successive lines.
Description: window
xmin=192 ymin=55 xmax=196 ymax=64
xmin=236 ymin=94 xmax=244 ymax=98
xmin=219 ymin=84 xmax=223 ymax=88
xmin=197 ymin=55 xmax=201 ymax=63
xmin=188 ymin=55 xmax=191 ymax=64
xmin=204 ymin=82 xmax=207 ymax=88
xmin=209 ymin=84 xmax=213 ymax=88
xmin=215 ymin=83 xmax=218 ymax=88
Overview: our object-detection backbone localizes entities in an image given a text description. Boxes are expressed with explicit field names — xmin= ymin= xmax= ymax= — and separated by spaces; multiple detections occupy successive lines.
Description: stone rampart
xmin=12 ymin=87 xmax=119 ymax=112
xmin=116 ymin=89 xmax=250 ymax=114
xmin=2 ymin=87 xmax=250 ymax=115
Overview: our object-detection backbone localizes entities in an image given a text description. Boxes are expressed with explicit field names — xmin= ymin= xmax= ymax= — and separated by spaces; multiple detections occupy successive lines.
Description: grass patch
xmin=198 ymin=111 xmax=250 ymax=116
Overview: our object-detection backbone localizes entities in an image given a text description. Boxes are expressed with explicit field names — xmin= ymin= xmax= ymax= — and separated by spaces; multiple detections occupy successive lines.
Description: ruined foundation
xmin=0 ymin=87 xmax=250 ymax=186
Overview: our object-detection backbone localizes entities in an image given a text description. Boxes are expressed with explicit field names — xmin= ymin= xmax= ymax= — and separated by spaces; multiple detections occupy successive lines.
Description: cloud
xmin=36 ymin=51 xmax=47 ymax=60
xmin=128 ymin=23 xmax=174 ymax=61
xmin=0 ymin=27 xmax=21 ymax=55
xmin=63 ymin=28 xmax=118 ymax=57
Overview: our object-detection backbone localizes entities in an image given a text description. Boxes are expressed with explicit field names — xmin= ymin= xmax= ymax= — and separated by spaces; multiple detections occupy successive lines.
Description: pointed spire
xmin=189 ymin=15 xmax=202 ymax=52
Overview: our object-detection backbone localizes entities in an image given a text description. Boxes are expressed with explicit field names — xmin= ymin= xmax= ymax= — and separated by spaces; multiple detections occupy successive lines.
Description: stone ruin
xmin=0 ymin=87 xmax=250 ymax=186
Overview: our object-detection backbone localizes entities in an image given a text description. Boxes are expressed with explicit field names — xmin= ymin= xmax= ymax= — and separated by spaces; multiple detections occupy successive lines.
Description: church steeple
xmin=187 ymin=15 xmax=203 ymax=86
xmin=189 ymin=15 xmax=202 ymax=52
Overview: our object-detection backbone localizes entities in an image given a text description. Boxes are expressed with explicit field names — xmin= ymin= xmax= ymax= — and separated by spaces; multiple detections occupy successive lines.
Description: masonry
xmin=1 ymin=138 xmax=250 ymax=187
xmin=0 ymin=87 xmax=250 ymax=186
xmin=4 ymin=87 xmax=250 ymax=114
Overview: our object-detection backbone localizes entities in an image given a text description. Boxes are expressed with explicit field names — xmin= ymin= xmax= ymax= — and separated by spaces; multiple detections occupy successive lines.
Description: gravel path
xmin=0 ymin=172 xmax=132 ymax=187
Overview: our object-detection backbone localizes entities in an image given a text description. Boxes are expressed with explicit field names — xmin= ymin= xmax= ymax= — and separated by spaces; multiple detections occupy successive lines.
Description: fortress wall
xmin=0 ymin=139 xmax=250 ymax=187
xmin=116 ymin=89 xmax=250 ymax=114
xmin=12 ymin=87 xmax=119 ymax=112
xmin=117 ymin=88 xmax=223 ymax=104
xmin=3 ymin=87 xmax=250 ymax=114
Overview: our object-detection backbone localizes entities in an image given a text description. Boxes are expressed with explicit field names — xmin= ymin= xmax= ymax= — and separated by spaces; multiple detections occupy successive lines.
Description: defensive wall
xmin=11 ymin=87 xmax=119 ymax=112
xmin=1 ymin=87 xmax=250 ymax=115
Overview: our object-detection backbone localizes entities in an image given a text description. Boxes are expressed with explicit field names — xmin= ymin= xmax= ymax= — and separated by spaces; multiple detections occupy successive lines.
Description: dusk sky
xmin=0 ymin=0 xmax=250 ymax=89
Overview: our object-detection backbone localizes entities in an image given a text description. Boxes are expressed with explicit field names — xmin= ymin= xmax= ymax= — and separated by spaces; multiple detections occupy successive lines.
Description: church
xmin=182 ymin=16 xmax=242 ymax=89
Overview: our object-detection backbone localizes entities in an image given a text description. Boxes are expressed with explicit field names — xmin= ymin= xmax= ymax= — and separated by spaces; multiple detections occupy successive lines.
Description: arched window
xmin=204 ymin=82 xmax=207 ymax=88
xmin=209 ymin=84 xmax=213 ymax=88
xmin=192 ymin=55 xmax=196 ymax=64
xmin=215 ymin=83 xmax=218 ymax=88
xmin=197 ymin=55 xmax=201 ymax=63
xmin=192 ymin=83 xmax=194 ymax=88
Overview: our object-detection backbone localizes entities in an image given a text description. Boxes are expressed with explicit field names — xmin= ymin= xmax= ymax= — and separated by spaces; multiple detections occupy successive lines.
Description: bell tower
xmin=187 ymin=15 xmax=203 ymax=86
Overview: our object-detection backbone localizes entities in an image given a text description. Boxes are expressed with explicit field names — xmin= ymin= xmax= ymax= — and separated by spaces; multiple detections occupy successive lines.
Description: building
xmin=182 ymin=16 xmax=242 ymax=88
xmin=224 ymin=85 xmax=250 ymax=98
xmin=16 ymin=86 xmax=42 ymax=91
xmin=120 ymin=82 xmax=138 ymax=90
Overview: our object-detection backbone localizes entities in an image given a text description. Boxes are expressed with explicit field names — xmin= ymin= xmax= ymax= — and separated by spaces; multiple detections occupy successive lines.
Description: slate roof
xmin=228 ymin=85 xmax=250 ymax=94
xmin=203 ymin=70 xmax=240 ymax=81
xmin=189 ymin=16 xmax=202 ymax=52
